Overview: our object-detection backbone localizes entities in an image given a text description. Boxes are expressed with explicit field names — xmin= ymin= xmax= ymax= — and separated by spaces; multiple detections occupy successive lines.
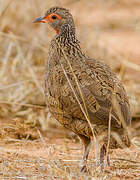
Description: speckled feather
xmin=44 ymin=7 xmax=131 ymax=149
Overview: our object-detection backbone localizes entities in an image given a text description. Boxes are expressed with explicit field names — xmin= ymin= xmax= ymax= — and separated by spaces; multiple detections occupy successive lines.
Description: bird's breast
xmin=45 ymin=54 xmax=87 ymax=126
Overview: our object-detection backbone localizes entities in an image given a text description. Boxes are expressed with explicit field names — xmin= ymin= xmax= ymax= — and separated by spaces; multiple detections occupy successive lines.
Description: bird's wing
xmin=72 ymin=57 xmax=131 ymax=127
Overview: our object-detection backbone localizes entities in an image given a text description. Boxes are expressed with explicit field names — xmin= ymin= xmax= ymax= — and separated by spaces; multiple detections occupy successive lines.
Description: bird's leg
xmin=100 ymin=144 xmax=111 ymax=171
xmin=81 ymin=141 xmax=91 ymax=172
xmin=79 ymin=135 xmax=91 ymax=172
xmin=100 ymin=144 xmax=106 ymax=171
xmin=107 ymin=154 xmax=110 ymax=167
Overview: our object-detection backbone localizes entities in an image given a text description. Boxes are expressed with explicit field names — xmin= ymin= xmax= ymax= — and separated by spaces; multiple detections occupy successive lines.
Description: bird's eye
xmin=51 ymin=15 xmax=57 ymax=20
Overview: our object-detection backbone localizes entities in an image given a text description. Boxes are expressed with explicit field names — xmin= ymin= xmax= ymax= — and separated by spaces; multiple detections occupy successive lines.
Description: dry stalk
xmin=111 ymin=93 xmax=131 ymax=148
xmin=14 ymin=134 xmax=30 ymax=163
xmin=0 ymin=100 xmax=44 ymax=109
xmin=14 ymin=39 xmax=44 ymax=95
xmin=37 ymin=129 xmax=46 ymax=147
xmin=0 ymin=0 xmax=15 ymax=20
xmin=112 ymin=93 xmax=129 ymax=131
xmin=106 ymin=106 xmax=112 ymax=164
xmin=0 ymin=42 xmax=13 ymax=77
xmin=0 ymin=79 xmax=32 ymax=90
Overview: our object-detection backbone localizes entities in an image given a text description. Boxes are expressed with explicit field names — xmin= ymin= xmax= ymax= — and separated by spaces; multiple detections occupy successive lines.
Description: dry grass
xmin=0 ymin=0 xmax=140 ymax=179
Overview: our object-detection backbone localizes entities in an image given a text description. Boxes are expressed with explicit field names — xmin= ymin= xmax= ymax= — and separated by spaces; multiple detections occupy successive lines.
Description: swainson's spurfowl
xmin=34 ymin=7 xmax=131 ymax=172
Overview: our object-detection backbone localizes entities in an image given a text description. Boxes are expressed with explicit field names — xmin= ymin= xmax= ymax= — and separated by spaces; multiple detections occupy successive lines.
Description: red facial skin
xmin=34 ymin=13 xmax=62 ymax=34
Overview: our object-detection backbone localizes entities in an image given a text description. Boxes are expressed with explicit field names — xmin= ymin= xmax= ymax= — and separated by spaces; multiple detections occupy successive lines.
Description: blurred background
xmin=0 ymin=0 xmax=140 ymax=178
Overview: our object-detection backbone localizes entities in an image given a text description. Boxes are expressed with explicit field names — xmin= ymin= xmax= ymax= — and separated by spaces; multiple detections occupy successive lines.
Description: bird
xmin=34 ymin=7 xmax=131 ymax=172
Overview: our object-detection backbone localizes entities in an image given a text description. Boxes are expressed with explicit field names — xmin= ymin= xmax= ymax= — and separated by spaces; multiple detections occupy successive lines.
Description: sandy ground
xmin=0 ymin=127 xmax=140 ymax=179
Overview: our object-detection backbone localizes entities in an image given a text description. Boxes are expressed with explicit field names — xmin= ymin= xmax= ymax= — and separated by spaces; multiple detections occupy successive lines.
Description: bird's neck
xmin=55 ymin=23 xmax=79 ymax=46
xmin=50 ymin=23 xmax=87 ymax=60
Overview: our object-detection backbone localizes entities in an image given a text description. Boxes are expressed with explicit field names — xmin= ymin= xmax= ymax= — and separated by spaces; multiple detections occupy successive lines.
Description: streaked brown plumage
xmin=34 ymin=7 xmax=131 ymax=171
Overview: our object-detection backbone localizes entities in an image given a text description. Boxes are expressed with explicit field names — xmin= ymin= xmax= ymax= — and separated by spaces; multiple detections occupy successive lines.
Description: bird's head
xmin=34 ymin=7 xmax=75 ymax=35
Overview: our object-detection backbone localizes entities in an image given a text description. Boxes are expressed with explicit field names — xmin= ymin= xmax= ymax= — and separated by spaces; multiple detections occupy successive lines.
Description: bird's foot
xmin=100 ymin=156 xmax=111 ymax=172
xmin=100 ymin=162 xmax=104 ymax=172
